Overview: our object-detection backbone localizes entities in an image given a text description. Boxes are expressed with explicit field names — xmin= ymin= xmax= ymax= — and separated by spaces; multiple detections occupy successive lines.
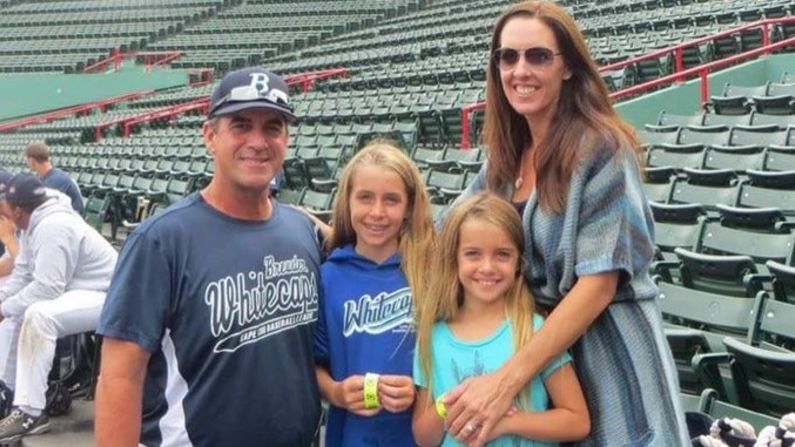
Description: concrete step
xmin=15 ymin=399 xmax=94 ymax=447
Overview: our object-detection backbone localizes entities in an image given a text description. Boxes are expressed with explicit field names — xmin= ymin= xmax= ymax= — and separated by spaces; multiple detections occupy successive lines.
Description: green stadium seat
xmin=300 ymin=188 xmax=335 ymax=223
xmin=736 ymin=170 xmax=795 ymax=215
xmin=670 ymin=168 xmax=739 ymax=210
xmin=697 ymin=388 xmax=779 ymax=433
xmin=657 ymin=280 xmax=763 ymax=397
xmin=642 ymin=167 xmax=676 ymax=203
xmin=721 ymin=296 xmax=795 ymax=417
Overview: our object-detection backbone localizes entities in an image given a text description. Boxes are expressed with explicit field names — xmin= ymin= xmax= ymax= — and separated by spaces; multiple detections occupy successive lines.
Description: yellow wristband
xmin=363 ymin=373 xmax=380 ymax=409
xmin=435 ymin=394 xmax=447 ymax=419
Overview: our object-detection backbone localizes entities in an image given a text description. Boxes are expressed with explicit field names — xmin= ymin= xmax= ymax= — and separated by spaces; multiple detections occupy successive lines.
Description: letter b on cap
xmin=249 ymin=73 xmax=270 ymax=94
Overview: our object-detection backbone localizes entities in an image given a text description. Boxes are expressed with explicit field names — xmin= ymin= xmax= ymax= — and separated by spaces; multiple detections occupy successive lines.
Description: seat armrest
xmin=692 ymin=352 xmax=731 ymax=400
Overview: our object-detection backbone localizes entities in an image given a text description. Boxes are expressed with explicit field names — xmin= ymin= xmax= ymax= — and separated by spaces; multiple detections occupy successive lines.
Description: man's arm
xmin=1 ymin=224 xmax=75 ymax=318
xmin=0 ymin=233 xmax=33 ymax=301
xmin=0 ymin=255 xmax=13 ymax=278
xmin=95 ymin=337 xmax=151 ymax=447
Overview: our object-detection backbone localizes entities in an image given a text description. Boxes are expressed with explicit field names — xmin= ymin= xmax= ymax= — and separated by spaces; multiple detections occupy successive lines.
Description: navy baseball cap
xmin=3 ymin=173 xmax=47 ymax=206
xmin=207 ymin=67 xmax=296 ymax=122
xmin=0 ymin=170 xmax=14 ymax=201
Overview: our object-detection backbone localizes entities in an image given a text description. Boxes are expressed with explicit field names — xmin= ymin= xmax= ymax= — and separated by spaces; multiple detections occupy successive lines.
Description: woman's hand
xmin=288 ymin=205 xmax=332 ymax=240
xmin=334 ymin=375 xmax=381 ymax=417
xmin=444 ymin=370 xmax=517 ymax=447
xmin=378 ymin=374 xmax=415 ymax=413
xmin=463 ymin=406 xmax=519 ymax=446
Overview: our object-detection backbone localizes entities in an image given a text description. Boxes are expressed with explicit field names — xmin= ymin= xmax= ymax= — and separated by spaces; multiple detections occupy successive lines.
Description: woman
xmin=437 ymin=2 xmax=689 ymax=446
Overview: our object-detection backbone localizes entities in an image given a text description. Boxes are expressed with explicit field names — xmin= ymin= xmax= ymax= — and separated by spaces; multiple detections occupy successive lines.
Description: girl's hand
xmin=0 ymin=216 xmax=15 ymax=242
xmin=444 ymin=371 xmax=516 ymax=447
xmin=335 ymin=375 xmax=381 ymax=417
xmin=378 ymin=374 xmax=415 ymax=413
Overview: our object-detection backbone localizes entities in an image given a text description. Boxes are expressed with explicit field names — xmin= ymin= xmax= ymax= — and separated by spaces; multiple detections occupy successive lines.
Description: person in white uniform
xmin=0 ymin=174 xmax=117 ymax=443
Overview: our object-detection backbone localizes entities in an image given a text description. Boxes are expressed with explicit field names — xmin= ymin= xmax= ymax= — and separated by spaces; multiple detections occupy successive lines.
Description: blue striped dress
xmin=454 ymin=148 xmax=690 ymax=446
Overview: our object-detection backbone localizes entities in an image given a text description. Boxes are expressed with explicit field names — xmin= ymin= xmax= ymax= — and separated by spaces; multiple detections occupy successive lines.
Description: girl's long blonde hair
xmin=327 ymin=141 xmax=436 ymax=300
xmin=415 ymin=193 xmax=535 ymax=400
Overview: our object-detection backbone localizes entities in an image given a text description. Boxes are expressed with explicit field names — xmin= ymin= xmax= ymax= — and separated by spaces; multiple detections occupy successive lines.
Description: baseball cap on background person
xmin=207 ymin=67 xmax=296 ymax=122
xmin=2 ymin=174 xmax=47 ymax=206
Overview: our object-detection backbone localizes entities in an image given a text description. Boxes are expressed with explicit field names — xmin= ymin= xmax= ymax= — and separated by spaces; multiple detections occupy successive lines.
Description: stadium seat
xmin=697 ymin=388 xmax=779 ymax=433
xmin=650 ymin=202 xmax=705 ymax=262
xmin=721 ymin=296 xmax=795 ymax=417
xmin=670 ymin=168 xmax=739 ymax=210
xmin=657 ymin=280 xmax=763 ymax=397
xmin=736 ymin=170 xmax=795 ymax=215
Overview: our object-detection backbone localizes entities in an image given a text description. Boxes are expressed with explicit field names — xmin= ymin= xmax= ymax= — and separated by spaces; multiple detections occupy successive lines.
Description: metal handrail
xmin=460 ymin=16 xmax=795 ymax=148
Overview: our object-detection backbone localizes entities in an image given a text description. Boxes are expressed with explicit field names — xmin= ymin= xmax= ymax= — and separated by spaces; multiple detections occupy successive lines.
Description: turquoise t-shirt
xmin=413 ymin=314 xmax=572 ymax=447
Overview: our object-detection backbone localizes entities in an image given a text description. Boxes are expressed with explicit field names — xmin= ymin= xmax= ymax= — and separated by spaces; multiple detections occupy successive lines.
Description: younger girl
xmin=413 ymin=193 xmax=589 ymax=446
xmin=314 ymin=141 xmax=435 ymax=446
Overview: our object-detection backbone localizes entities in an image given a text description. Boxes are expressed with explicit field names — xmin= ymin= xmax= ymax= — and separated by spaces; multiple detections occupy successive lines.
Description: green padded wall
xmin=617 ymin=53 xmax=795 ymax=128
xmin=0 ymin=65 xmax=189 ymax=122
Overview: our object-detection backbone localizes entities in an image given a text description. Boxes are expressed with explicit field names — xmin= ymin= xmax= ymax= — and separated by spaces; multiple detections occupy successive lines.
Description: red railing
xmin=83 ymin=50 xmax=182 ymax=73
xmin=460 ymin=17 xmax=795 ymax=148
xmin=93 ymin=98 xmax=210 ymax=141
xmin=0 ymin=90 xmax=154 ymax=133
xmin=610 ymin=35 xmax=795 ymax=102
xmin=188 ymin=68 xmax=215 ymax=87
xmin=284 ymin=68 xmax=349 ymax=93
xmin=92 ymin=68 xmax=349 ymax=140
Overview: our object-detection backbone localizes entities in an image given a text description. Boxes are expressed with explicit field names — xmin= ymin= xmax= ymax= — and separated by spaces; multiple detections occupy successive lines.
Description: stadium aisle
xmin=16 ymin=399 xmax=93 ymax=447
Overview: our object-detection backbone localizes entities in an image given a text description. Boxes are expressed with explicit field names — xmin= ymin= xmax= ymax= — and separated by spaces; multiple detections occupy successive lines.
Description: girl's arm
xmin=316 ymin=366 xmax=380 ymax=417
xmin=445 ymin=271 xmax=617 ymax=446
xmin=412 ymin=388 xmax=445 ymax=447
xmin=488 ymin=363 xmax=590 ymax=443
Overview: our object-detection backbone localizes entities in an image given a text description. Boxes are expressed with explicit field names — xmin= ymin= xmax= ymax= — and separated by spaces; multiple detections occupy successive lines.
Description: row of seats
xmin=651 ymin=202 xmax=795 ymax=415
xmin=0 ymin=0 xmax=225 ymax=73
xmin=708 ymin=82 xmax=795 ymax=115
xmin=643 ymin=168 xmax=795 ymax=214
xmin=644 ymin=122 xmax=795 ymax=146
xmin=644 ymin=110 xmax=795 ymax=131
xmin=639 ymin=83 xmax=795 ymax=416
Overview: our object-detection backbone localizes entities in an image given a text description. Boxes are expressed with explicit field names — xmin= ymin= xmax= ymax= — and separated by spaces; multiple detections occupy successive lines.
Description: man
xmin=24 ymin=141 xmax=84 ymax=215
xmin=0 ymin=174 xmax=117 ymax=443
xmin=0 ymin=170 xmax=18 ymax=419
xmin=96 ymin=67 xmax=322 ymax=447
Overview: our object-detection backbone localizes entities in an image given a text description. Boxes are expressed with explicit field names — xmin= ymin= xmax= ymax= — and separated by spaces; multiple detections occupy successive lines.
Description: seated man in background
xmin=24 ymin=141 xmax=84 ymax=215
xmin=0 ymin=174 xmax=117 ymax=443
xmin=0 ymin=170 xmax=18 ymax=418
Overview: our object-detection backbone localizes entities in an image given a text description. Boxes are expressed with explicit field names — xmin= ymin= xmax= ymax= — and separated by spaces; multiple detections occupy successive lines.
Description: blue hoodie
xmin=315 ymin=244 xmax=417 ymax=447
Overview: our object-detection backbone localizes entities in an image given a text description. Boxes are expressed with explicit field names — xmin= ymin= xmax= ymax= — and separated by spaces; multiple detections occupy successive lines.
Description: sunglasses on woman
xmin=492 ymin=47 xmax=562 ymax=70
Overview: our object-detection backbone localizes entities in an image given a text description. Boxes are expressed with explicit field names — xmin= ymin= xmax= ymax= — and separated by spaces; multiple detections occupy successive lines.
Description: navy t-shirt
xmin=98 ymin=193 xmax=322 ymax=447
xmin=42 ymin=168 xmax=83 ymax=214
